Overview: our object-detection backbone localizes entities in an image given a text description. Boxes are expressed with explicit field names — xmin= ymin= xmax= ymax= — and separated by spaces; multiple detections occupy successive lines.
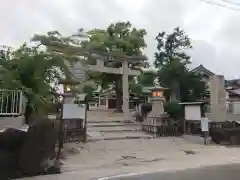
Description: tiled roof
xmin=191 ymin=64 xmax=215 ymax=76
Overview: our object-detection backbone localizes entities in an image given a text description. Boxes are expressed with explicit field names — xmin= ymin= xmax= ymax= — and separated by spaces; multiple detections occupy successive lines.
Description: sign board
xmin=62 ymin=104 xmax=86 ymax=119
xmin=184 ymin=105 xmax=201 ymax=121
xmin=201 ymin=118 xmax=209 ymax=132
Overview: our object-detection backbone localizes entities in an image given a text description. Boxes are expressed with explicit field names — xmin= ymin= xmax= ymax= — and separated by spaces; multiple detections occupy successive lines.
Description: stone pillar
xmin=106 ymin=96 xmax=109 ymax=109
xmin=98 ymin=96 xmax=101 ymax=107
xmin=122 ymin=59 xmax=129 ymax=120
xmin=63 ymin=94 xmax=75 ymax=104
xmin=209 ymin=75 xmax=227 ymax=122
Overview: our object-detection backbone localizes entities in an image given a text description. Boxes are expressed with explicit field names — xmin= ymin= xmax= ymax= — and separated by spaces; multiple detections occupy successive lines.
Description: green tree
xmin=0 ymin=44 xmax=69 ymax=124
xmin=130 ymin=69 xmax=156 ymax=97
xmin=82 ymin=84 xmax=95 ymax=110
xmin=137 ymin=70 xmax=156 ymax=86
xmin=179 ymin=71 xmax=207 ymax=102
xmin=32 ymin=30 xmax=105 ymax=98
xmin=83 ymin=21 xmax=147 ymax=112
xmin=154 ymin=27 xmax=206 ymax=101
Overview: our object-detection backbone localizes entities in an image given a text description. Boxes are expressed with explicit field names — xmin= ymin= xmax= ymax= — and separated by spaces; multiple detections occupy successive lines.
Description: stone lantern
xmin=150 ymin=86 xmax=166 ymax=115
xmin=59 ymin=78 xmax=79 ymax=103
xmin=144 ymin=86 xmax=168 ymax=136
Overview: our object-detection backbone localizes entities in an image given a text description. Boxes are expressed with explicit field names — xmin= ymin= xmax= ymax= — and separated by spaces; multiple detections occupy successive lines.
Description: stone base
xmin=0 ymin=116 xmax=24 ymax=131
xmin=142 ymin=115 xmax=180 ymax=136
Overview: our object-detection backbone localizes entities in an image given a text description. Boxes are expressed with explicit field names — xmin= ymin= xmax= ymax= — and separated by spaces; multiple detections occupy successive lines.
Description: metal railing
xmin=0 ymin=89 xmax=24 ymax=116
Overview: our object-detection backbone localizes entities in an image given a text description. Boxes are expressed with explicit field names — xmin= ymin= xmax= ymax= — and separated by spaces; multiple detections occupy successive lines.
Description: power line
xmin=197 ymin=0 xmax=240 ymax=11
xmin=219 ymin=0 xmax=240 ymax=7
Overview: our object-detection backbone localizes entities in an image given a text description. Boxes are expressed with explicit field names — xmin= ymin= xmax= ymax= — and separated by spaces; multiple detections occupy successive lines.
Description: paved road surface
xmin=105 ymin=164 xmax=240 ymax=180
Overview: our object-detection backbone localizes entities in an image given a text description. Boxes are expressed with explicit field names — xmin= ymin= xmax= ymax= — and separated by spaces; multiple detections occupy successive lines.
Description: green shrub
xmin=164 ymin=101 xmax=184 ymax=120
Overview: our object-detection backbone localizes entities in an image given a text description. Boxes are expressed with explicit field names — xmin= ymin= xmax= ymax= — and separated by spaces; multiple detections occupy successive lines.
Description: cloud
xmin=0 ymin=0 xmax=240 ymax=79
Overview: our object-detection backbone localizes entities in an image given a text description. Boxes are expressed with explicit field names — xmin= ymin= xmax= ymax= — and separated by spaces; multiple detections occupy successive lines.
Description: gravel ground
xmin=19 ymin=136 xmax=240 ymax=180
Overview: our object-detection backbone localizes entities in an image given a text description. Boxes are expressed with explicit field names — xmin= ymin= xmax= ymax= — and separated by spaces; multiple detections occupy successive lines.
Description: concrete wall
xmin=0 ymin=116 xmax=24 ymax=129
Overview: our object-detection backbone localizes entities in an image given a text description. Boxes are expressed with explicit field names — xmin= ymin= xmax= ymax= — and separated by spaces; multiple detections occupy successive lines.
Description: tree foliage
xmin=83 ymin=21 xmax=148 ymax=111
xmin=179 ymin=71 xmax=207 ymax=102
xmin=137 ymin=70 xmax=156 ymax=86
xmin=0 ymin=44 xmax=70 ymax=123
xmin=154 ymin=27 xmax=206 ymax=102
xmin=32 ymin=30 xmax=96 ymax=96
xmin=130 ymin=70 xmax=156 ymax=98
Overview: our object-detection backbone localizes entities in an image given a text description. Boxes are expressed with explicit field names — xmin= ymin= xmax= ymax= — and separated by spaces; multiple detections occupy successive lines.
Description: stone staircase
xmin=86 ymin=109 xmax=153 ymax=141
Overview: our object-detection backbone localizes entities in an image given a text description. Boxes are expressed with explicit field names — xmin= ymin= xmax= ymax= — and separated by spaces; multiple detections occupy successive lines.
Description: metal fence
xmin=0 ymin=89 xmax=24 ymax=116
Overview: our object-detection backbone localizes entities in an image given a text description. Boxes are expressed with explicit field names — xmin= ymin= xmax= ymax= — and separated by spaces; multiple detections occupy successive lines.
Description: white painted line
xmin=96 ymin=167 xmax=193 ymax=180
xmin=96 ymin=162 xmax=240 ymax=180
xmin=96 ymin=171 xmax=153 ymax=180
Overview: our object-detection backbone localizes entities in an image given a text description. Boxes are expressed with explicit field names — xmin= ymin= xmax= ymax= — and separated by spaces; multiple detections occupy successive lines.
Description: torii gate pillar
xmin=122 ymin=59 xmax=129 ymax=121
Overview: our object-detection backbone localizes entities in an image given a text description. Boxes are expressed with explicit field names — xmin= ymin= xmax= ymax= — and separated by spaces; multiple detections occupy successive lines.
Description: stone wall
xmin=209 ymin=75 xmax=227 ymax=122
xmin=0 ymin=116 xmax=24 ymax=130
xmin=206 ymin=113 xmax=240 ymax=122
xmin=0 ymin=119 xmax=59 ymax=179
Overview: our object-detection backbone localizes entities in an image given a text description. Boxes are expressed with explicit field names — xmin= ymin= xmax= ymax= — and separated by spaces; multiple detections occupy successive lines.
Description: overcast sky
xmin=1 ymin=0 xmax=240 ymax=79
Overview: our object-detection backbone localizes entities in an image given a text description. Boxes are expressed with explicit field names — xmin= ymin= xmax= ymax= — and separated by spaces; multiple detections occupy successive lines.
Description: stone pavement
xmin=20 ymin=137 xmax=240 ymax=180
xmin=60 ymin=137 xmax=240 ymax=173
xmin=87 ymin=109 xmax=134 ymax=122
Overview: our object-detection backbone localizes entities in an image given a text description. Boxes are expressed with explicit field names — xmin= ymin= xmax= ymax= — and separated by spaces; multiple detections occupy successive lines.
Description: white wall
xmin=232 ymin=102 xmax=240 ymax=113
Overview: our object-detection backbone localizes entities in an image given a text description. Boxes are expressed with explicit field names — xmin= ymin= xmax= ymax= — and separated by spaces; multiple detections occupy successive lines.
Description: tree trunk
xmin=24 ymin=102 xmax=33 ymax=124
xmin=55 ymin=111 xmax=64 ymax=172
xmin=115 ymin=79 xmax=122 ymax=112
xmin=170 ymin=80 xmax=181 ymax=102
xmin=56 ymin=118 xmax=64 ymax=161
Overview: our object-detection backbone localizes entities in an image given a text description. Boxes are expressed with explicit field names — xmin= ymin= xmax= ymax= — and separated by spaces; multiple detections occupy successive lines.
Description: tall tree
xmin=154 ymin=27 xmax=206 ymax=101
xmin=137 ymin=70 xmax=156 ymax=86
xmin=179 ymin=71 xmax=207 ymax=102
xmin=32 ymin=30 xmax=99 ymax=106
xmin=0 ymin=44 xmax=69 ymax=123
xmin=83 ymin=21 xmax=147 ymax=112
xmin=130 ymin=69 xmax=156 ymax=98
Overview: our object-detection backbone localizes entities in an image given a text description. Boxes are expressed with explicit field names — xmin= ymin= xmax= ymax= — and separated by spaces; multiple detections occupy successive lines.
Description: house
xmin=94 ymin=88 xmax=148 ymax=110
xmin=191 ymin=64 xmax=240 ymax=101
xmin=191 ymin=64 xmax=215 ymax=83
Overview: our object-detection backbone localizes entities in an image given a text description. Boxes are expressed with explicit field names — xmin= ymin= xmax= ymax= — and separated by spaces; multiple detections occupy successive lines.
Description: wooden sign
xmin=62 ymin=104 xmax=86 ymax=120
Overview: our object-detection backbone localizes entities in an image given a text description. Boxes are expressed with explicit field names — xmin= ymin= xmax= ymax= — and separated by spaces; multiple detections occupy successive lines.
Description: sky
xmin=1 ymin=0 xmax=240 ymax=79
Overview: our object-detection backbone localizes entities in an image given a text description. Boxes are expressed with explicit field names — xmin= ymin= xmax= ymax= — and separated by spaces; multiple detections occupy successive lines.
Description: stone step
xmin=87 ymin=122 xmax=139 ymax=127
xmin=87 ymin=131 xmax=153 ymax=141
xmin=88 ymin=120 xmax=133 ymax=124
xmin=87 ymin=125 xmax=142 ymax=132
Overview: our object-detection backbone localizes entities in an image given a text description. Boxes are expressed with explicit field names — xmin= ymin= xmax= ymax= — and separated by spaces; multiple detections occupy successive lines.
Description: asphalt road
xmin=108 ymin=164 xmax=240 ymax=180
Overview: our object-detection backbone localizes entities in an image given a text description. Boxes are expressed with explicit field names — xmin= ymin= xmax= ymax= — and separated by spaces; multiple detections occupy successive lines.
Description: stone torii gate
xmin=70 ymin=52 xmax=145 ymax=120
